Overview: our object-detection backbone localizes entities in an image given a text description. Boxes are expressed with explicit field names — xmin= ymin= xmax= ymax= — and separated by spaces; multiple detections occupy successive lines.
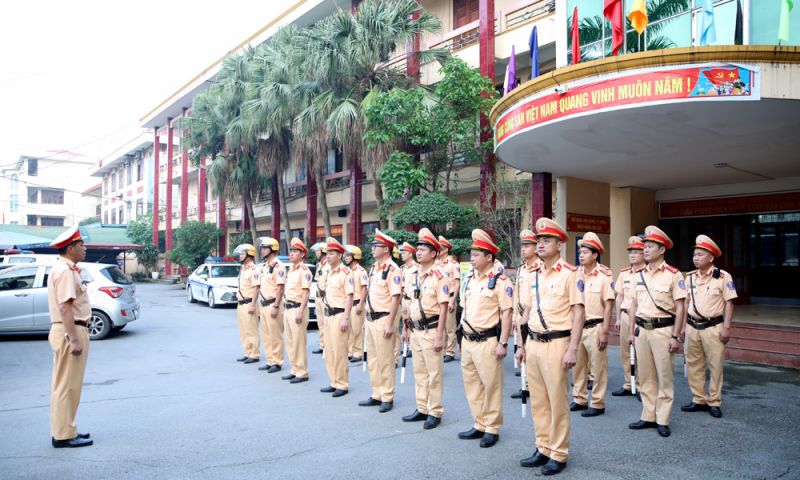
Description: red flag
xmin=604 ymin=0 xmax=623 ymax=56
xmin=702 ymin=67 xmax=741 ymax=86
xmin=571 ymin=6 xmax=580 ymax=64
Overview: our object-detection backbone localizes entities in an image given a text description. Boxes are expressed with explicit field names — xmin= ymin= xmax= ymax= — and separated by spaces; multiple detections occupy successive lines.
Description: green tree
xmin=392 ymin=192 xmax=478 ymax=234
xmin=126 ymin=213 xmax=153 ymax=246
xmin=169 ymin=220 xmax=222 ymax=272
xmin=136 ymin=243 xmax=159 ymax=274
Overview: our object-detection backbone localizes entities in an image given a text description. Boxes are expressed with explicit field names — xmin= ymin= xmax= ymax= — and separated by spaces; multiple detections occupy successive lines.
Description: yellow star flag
xmin=628 ymin=0 xmax=649 ymax=34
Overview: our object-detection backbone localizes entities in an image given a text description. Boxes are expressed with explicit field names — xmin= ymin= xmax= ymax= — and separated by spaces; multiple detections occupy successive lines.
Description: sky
xmin=0 ymin=1 xmax=287 ymax=166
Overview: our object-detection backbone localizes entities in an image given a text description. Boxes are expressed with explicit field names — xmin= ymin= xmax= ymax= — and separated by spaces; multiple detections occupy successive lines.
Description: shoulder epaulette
xmin=620 ymin=266 xmax=631 ymax=272
xmin=499 ymin=274 xmax=508 ymax=280
xmin=665 ymin=265 xmax=679 ymax=274
xmin=563 ymin=262 xmax=577 ymax=271
xmin=300 ymin=264 xmax=308 ymax=270
xmin=432 ymin=268 xmax=443 ymax=279
xmin=686 ymin=269 xmax=697 ymax=275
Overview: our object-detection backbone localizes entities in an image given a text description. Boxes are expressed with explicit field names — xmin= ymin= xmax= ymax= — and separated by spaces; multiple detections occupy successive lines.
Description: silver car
xmin=0 ymin=262 xmax=140 ymax=340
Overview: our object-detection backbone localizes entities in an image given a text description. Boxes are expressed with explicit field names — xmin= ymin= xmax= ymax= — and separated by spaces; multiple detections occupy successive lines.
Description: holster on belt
xmin=260 ymin=297 xmax=276 ymax=307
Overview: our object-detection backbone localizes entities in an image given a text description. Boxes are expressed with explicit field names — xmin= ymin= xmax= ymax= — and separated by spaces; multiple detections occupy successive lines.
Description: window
xmin=111 ymin=169 xmax=117 ymax=192
xmin=126 ymin=161 xmax=133 ymax=186
xmin=100 ymin=266 xmax=132 ymax=285
xmin=453 ymin=0 xmax=479 ymax=29
xmin=9 ymin=194 xmax=18 ymax=212
xmin=27 ymin=215 xmax=37 ymax=226
xmin=27 ymin=158 xmax=38 ymax=176
xmin=40 ymin=216 xmax=64 ymax=227
xmin=27 ymin=187 xmax=38 ymax=204
xmin=118 ymin=169 xmax=123 ymax=190
xmin=103 ymin=211 xmax=108 ymax=224
xmin=10 ymin=174 xmax=18 ymax=190
xmin=103 ymin=176 xmax=108 ymax=195
xmin=136 ymin=159 xmax=143 ymax=181
xmin=325 ymin=149 xmax=344 ymax=175
xmin=0 ymin=267 xmax=39 ymax=291
xmin=119 ymin=206 xmax=124 ymax=224
xmin=126 ymin=202 xmax=132 ymax=223
xmin=111 ymin=210 xmax=116 ymax=224
xmin=136 ymin=199 xmax=144 ymax=218
xmin=41 ymin=189 xmax=64 ymax=205
xmin=362 ymin=222 xmax=379 ymax=239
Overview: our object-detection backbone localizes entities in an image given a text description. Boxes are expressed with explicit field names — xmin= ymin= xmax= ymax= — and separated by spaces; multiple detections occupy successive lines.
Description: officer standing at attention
xmin=281 ymin=238 xmax=313 ymax=384
xmin=257 ymin=237 xmax=285 ymax=373
xmin=401 ymin=229 xmax=448 ymax=429
xmin=628 ymin=226 xmax=686 ymax=438
xmin=680 ymin=235 xmax=737 ymax=418
xmin=320 ymin=238 xmax=354 ymax=398
xmin=511 ymin=229 xmax=538 ymax=400
xmin=400 ymin=242 xmax=420 ymax=349
xmin=48 ymin=225 xmax=93 ymax=448
xmin=312 ymin=246 xmax=329 ymax=355
xmin=234 ymin=243 xmax=261 ymax=364
xmin=437 ymin=236 xmax=461 ymax=363
xmin=457 ymin=229 xmax=513 ymax=449
xmin=358 ymin=230 xmax=402 ymax=413
xmin=612 ymin=236 xmax=646 ymax=397
xmin=344 ymin=245 xmax=369 ymax=363
xmin=571 ymin=232 xmax=614 ymax=417
xmin=515 ymin=218 xmax=584 ymax=476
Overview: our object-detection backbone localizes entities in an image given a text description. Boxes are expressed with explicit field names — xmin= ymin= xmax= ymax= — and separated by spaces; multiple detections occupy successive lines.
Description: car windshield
xmin=100 ymin=266 xmax=133 ymax=285
xmin=210 ymin=265 xmax=240 ymax=278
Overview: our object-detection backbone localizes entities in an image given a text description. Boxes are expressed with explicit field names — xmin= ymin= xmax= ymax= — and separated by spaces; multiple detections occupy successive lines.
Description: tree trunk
xmin=373 ymin=178 xmax=389 ymax=230
xmin=315 ymin=164 xmax=332 ymax=237
xmin=278 ymin=176 xmax=292 ymax=245
xmin=246 ymin=186 xmax=258 ymax=247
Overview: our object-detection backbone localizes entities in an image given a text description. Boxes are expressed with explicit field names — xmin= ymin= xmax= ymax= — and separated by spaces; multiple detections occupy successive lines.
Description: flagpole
xmin=622 ymin=0 xmax=627 ymax=54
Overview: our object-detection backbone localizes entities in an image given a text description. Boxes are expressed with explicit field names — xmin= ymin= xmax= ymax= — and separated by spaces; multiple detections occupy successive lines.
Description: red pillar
xmin=218 ymin=196 xmax=227 ymax=255
xmin=271 ymin=177 xmax=281 ymax=242
xmin=479 ymin=0 xmax=496 ymax=214
xmin=349 ymin=156 xmax=362 ymax=246
xmin=180 ymin=109 xmax=189 ymax=224
xmin=531 ymin=172 xmax=553 ymax=225
xmin=165 ymin=119 xmax=174 ymax=274
xmin=198 ymin=156 xmax=206 ymax=222
xmin=152 ymin=128 xmax=160 ymax=246
xmin=406 ymin=11 xmax=420 ymax=82
xmin=306 ymin=165 xmax=317 ymax=245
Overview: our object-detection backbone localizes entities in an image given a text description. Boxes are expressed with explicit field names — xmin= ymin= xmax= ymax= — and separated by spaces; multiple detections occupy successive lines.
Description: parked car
xmin=0 ymin=262 xmax=139 ymax=340
xmin=0 ymin=253 xmax=57 ymax=269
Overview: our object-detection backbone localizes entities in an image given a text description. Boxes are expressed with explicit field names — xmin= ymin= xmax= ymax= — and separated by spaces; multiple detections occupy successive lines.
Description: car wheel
xmin=208 ymin=288 xmax=217 ymax=308
xmin=187 ymin=285 xmax=196 ymax=303
xmin=89 ymin=310 xmax=112 ymax=340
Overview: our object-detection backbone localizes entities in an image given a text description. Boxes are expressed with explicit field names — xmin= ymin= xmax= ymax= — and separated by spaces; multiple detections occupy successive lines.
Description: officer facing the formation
xmin=628 ymin=226 xmax=686 ymax=438
xmin=401 ymin=229 xmax=448 ymax=430
xmin=612 ymin=236 xmax=646 ymax=396
xmin=511 ymin=229 xmax=538 ymax=400
xmin=234 ymin=243 xmax=261 ymax=364
xmin=457 ymin=229 xmax=513 ymax=449
xmin=571 ymin=232 xmax=614 ymax=417
xmin=344 ymin=245 xmax=369 ymax=362
xmin=681 ymin=235 xmax=737 ymax=418
xmin=320 ymin=238 xmax=354 ymax=397
xmin=312 ymin=246 xmax=329 ymax=355
xmin=48 ymin=225 xmax=93 ymax=448
xmin=359 ymin=230 xmax=402 ymax=413
xmin=257 ymin=237 xmax=285 ymax=373
xmin=281 ymin=238 xmax=313 ymax=384
xmin=516 ymin=218 xmax=584 ymax=476
xmin=400 ymin=242 xmax=419 ymax=348
xmin=437 ymin=236 xmax=461 ymax=363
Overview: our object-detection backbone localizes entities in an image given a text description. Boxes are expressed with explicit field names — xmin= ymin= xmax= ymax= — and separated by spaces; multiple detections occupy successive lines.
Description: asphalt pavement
xmin=1 ymin=283 xmax=798 ymax=480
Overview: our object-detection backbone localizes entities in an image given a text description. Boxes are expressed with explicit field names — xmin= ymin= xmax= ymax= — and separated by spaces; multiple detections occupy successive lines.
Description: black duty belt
xmin=238 ymin=298 xmax=253 ymax=305
xmin=53 ymin=321 xmax=88 ymax=328
xmin=367 ymin=311 xmax=390 ymax=322
xmin=518 ymin=304 xmax=526 ymax=317
xmin=403 ymin=294 xmax=411 ymax=300
xmin=260 ymin=298 xmax=276 ymax=307
xmin=464 ymin=326 xmax=500 ymax=343
xmin=411 ymin=317 xmax=438 ymax=331
xmin=688 ymin=316 xmax=724 ymax=330
xmin=326 ymin=307 xmax=345 ymax=317
xmin=636 ymin=316 xmax=675 ymax=330
xmin=584 ymin=318 xmax=603 ymax=329
xmin=284 ymin=301 xmax=301 ymax=309
xmin=352 ymin=299 xmax=361 ymax=306
xmin=528 ymin=329 xmax=571 ymax=342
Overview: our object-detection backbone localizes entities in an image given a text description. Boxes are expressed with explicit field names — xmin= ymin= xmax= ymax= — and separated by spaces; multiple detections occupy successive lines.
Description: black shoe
xmin=709 ymin=406 xmax=722 ymax=418
xmin=320 ymin=386 xmax=336 ymax=393
xmin=479 ymin=433 xmax=499 ymax=448
xmin=542 ymin=459 xmax=567 ymax=476
xmin=267 ymin=365 xmax=281 ymax=373
xmin=236 ymin=356 xmax=248 ymax=362
xmin=52 ymin=437 xmax=93 ymax=448
xmin=359 ymin=397 xmax=381 ymax=407
xmin=636 ymin=392 xmax=641 ymax=402
xmin=242 ymin=357 xmax=259 ymax=364
xmin=443 ymin=355 xmax=455 ymax=363
xmin=587 ymin=380 xmax=594 ymax=390
xmin=423 ymin=416 xmax=441 ymax=430
xmin=515 ymin=370 xmax=521 ymax=377
xmin=348 ymin=356 xmax=353 ymax=362
xmin=76 ymin=432 xmax=90 ymax=439
xmin=681 ymin=402 xmax=709 ymax=412
xmin=612 ymin=388 xmax=633 ymax=396
xmin=569 ymin=402 xmax=588 ymax=412
xmin=332 ymin=389 xmax=348 ymax=398
xmin=379 ymin=401 xmax=394 ymax=413
xmin=349 ymin=357 xmax=363 ymax=363
xmin=628 ymin=420 xmax=658 ymax=430
xmin=312 ymin=348 xmax=323 ymax=355
xmin=281 ymin=374 xmax=296 ymax=381
xmin=520 ymin=450 xmax=550 ymax=468
xmin=290 ymin=376 xmax=308 ymax=384
xmin=581 ymin=407 xmax=605 ymax=417
xmin=402 ymin=410 xmax=427 ymax=422
xmin=405 ymin=350 xmax=412 ymax=358
xmin=258 ymin=363 xmax=273 ymax=371
xmin=657 ymin=424 xmax=671 ymax=437
xmin=457 ymin=427 xmax=484 ymax=440
xmin=511 ymin=389 xmax=523 ymax=399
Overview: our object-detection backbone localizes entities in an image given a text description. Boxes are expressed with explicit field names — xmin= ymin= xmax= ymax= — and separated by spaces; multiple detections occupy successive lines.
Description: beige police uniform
xmin=460 ymin=269 xmax=513 ymax=435
xmin=685 ymin=266 xmax=737 ymax=407
xmin=48 ymin=256 xmax=91 ymax=441
xmin=401 ymin=262 xmax=420 ymax=326
xmin=323 ymin=264 xmax=354 ymax=390
xmin=315 ymin=261 xmax=330 ymax=350
xmin=259 ymin=257 xmax=286 ymax=366
xmin=439 ymin=255 xmax=461 ymax=357
xmin=526 ymin=257 xmax=583 ymax=463
xmin=347 ymin=263 xmax=369 ymax=359
xmin=365 ymin=258 xmax=403 ymax=402
xmin=614 ymin=265 xmax=643 ymax=390
xmin=573 ymin=264 xmax=615 ymax=409
xmin=284 ymin=262 xmax=313 ymax=378
xmin=236 ymin=262 xmax=261 ymax=359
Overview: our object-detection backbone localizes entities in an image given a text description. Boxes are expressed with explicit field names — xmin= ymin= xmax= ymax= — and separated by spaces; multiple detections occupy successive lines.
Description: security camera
xmin=554 ymin=85 xmax=568 ymax=95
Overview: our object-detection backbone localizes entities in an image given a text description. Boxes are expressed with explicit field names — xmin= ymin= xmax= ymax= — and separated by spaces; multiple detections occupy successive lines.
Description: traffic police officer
xmin=628 ymin=226 xmax=686 ymax=438
xmin=319 ymin=238 xmax=354 ymax=397
xmin=345 ymin=245 xmax=369 ymax=362
xmin=234 ymin=243 xmax=260 ymax=364
xmin=511 ymin=229 xmax=538 ymax=400
xmin=312 ymin=246 xmax=329 ymax=355
xmin=48 ymin=225 xmax=93 ymax=448
xmin=281 ymin=238 xmax=313 ymax=384
xmin=399 ymin=242 xmax=419 ymax=358
xmin=437 ymin=236 xmax=461 ymax=363
xmin=359 ymin=229 xmax=402 ymax=413
xmin=681 ymin=235 xmax=737 ymax=418
xmin=257 ymin=237 xmax=285 ymax=373
xmin=457 ymin=229 xmax=513 ymax=449
xmin=612 ymin=236 xmax=646 ymax=396
xmin=516 ymin=218 xmax=584 ymax=476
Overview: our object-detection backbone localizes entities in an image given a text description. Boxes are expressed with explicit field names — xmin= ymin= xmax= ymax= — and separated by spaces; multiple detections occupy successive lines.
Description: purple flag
xmin=505 ymin=45 xmax=516 ymax=94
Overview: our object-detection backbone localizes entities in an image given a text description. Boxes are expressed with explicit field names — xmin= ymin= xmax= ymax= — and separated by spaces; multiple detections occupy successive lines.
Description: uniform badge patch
xmin=678 ymin=280 xmax=686 ymax=290
xmin=348 ymin=278 xmax=354 ymax=285
xmin=305 ymin=273 xmax=311 ymax=282
xmin=443 ymin=285 xmax=449 ymax=295
xmin=577 ymin=279 xmax=584 ymax=292
xmin=393 ymin=275 xmax=401 ymax=285
xmin=610 ymin=281 xmax=615 ymax=290
xmin=278 ymin=269 xmax=285 ymax=277
xmin=727 ymin=281 xmax=735 ymax=290
xmin=505 ymin=286 xmax=513 ymax=298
